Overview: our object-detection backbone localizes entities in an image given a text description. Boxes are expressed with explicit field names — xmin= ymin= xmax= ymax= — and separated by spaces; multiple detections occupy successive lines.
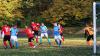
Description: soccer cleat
xmin=29 ymin=42 xmax=34 ymax=48
xmin=39 ymin=43 xmax=42 ymax=45
xmin=33 ymin=46 xmax=36 ymax=48
xmin=4 ymin=46 xmax=8 ymax=49
xmin=29 ymin=46 xmax=36 ymax=48
xmin=58 ymin=45 xmax=62 ymax=48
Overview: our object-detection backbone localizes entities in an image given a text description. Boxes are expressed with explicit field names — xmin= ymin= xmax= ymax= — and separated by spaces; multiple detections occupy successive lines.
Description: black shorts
xmin=87 ymin=35 xmax=93 ymax=41
xmin=28 ymin=37 xmax=34 ymax=42
xmin=33 ymin=30 xmax=39 ymax=36
xmin=3 ymin=35 xmax=10 ymax=41
xmin=60 ymin=33 xmax=63 ymax=36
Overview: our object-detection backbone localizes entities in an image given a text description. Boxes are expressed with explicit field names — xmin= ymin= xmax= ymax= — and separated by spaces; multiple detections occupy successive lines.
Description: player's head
xmin=25 ymin=25 xmax=28 ymax=28
xmin=13 ymin=25 xmax=17 ymax=28
xmin=37 ymin=23 xmax=40 ymax=25
xmin=31 ymin=22 xmax=34 ymax=24
xmin=3 ymin=22 xmax=8 ymax=26
xmin=58 ymin=23 xmax=61 ymax=27
xmin=3 ymin=23 xmax=7 ymax=26
xmin=41 ymin=23 xmax=44 ymax=26
xmin=54 ymin=23 xmax=57 ymax=26
xmin=86 ymin=24 xmax=90 ymax=27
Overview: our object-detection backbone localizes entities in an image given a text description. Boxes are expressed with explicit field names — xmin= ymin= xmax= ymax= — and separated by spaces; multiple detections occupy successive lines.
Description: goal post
xmin=93 ymin=2 xmax=100 ymax=54
xmin=93 ymin=2 xmax=96 ymax=54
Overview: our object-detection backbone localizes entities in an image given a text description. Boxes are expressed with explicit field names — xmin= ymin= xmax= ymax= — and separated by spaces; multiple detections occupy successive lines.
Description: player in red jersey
xmin=58 ymin=24 xmax=64 ymax=42
xmin=1 ymin=24 xmax=12 ymax=49
xmin=25 ymin=26 xmax=35 ymax=48
xmin=31 ymin=22 xmax=40 ymax=43
xmin=35 ymin=23 xmax=40 ymax=43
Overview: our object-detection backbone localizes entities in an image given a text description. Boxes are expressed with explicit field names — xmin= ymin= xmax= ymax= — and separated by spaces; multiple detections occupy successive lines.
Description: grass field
xmin=0 ymin=38 xmax=100 ymax=56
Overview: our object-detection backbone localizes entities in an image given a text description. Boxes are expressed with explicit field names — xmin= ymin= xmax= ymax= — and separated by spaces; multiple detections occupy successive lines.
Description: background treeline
xmin=0 ymin=0 xmax=94 ymax=28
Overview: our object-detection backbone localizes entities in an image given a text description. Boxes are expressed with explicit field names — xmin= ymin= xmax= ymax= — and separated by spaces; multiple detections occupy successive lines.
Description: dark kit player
xmin=25 ymin=26 xmax=35 ymax=48
xmin=1 ymin=24 xmax=12 ymax=48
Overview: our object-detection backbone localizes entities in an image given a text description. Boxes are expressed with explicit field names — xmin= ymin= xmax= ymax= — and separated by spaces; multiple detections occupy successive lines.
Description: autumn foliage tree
xmin=0 ymin=0 xmax=93 ymax=27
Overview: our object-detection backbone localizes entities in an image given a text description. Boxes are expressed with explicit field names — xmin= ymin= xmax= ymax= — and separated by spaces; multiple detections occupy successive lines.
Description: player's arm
xmin=45 ymin=26 xmax=48 ymax=32
xmin=39 ymin=26 xmax=42 ymax=32
xmin=32 ymin=30 xmax=34 ymax=34
xmin=1 ymin=28 xmax=3 ymax=34
xmin=16 ymin=29 xmax=19 ymax=35
xmin=58 ymin=26 xmax=60 ymax=32
xmin=1 ymin=28 xmax=4 ymax=38
xmin=84 ymin=28 xmax=88 ymax=38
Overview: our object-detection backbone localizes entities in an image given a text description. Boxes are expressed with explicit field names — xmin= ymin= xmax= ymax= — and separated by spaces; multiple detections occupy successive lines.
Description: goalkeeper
xmin=84 ymin=24 xmax=93 ymax=46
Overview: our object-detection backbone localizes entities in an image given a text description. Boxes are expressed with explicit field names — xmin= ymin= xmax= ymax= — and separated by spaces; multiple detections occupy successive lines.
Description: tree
xmin=0 ymin=0 xmax=22 ymax=17
xmin=0 ymin=0 xmax=93 ymax=27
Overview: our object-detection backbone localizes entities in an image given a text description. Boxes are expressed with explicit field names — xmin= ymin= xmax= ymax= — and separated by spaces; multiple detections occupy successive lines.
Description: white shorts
xmin=54 ymin=35 xmax=61 ymax=40
xmin=41 ymin=33 xmax=48 ymax=38
xmin=10 ymin=36 xmax=18 ymax=41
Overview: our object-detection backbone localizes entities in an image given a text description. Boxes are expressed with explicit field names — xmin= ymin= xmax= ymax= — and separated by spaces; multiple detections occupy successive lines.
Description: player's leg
xmin=54 ymin=36 xmax=58 ymax=45
xmin=35 ymin=31 xmax=39 ymax=43
xmin=3 ymin=35 xmax=8 ymax=48
xmin=91 ymin=35 xmax=93 ymax=40
xmin=28 ymin=37 xmax=34 ymax=48
xmin=58 ymin=35 xmax=62 ymax=47
xmin=14 ymin=36 xmax=19 ymax=48
xmin=45 ymin=33 xmax=51 ymax=45
xmin=40 ymin=33 xmax=44 ymax=44
xmin=34 ymin=31 xmax=38 ymax=43
xmin=28 ymin=38 xmax=32 ymax=47
xmin=36 ymin=36 xmax=38 ymax=43
xmin=10 ymin=36 xmax=15 ymax=47
xmin=88 ymin=35 xmax=93 ymax=46
xmin=87 ymin=35 xmax=91 ymax=46
xmin=54 ymin=35 xmax=61 ymax=47
xmin=7 ymin=35 xmax=12 ymax=48
xmin=61 ymin=33 xmax=64 ymax=42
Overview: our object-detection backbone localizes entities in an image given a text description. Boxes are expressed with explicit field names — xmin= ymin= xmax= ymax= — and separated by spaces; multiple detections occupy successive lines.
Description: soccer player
xmin=10 ymin=25 xmax=19 ymax=48
xmin=1 ymin=24 xmax=12 ymax=48
xmin=53 ymin=23 xmax=62 ymax=47
xmin=31 ymin=22 xmax=39 ymax=43
xmin=25 ymin=26 xmax=35 ymax=48
xmin=58 ymin=24 xmax=64 ymax=42
xmin=84 ymin=24 xmax=93 ymax=46
xmin=40 ymin=23 xmax=51 ymax=45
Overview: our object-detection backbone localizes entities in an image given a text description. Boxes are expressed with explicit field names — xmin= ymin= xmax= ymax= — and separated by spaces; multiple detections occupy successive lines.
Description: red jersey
xmin=31 ymin=22 xmax=37 ymax=31
xmin=2 ymin=25 xmax=10 ymax=35
xmin=59 ymin=26 xmax=64 ymax=34
xmin=31 ymin=23 xmax=40 ymax=31
xmin=35 ymin=23 xmax=40 ymax=31
xmin=25 ymin=28 xmax=33 ymax=38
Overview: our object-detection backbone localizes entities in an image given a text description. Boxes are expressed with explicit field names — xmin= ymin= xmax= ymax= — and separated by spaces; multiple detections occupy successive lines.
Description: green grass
xmin=0 ymin=38 xmax=100 ymax=56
